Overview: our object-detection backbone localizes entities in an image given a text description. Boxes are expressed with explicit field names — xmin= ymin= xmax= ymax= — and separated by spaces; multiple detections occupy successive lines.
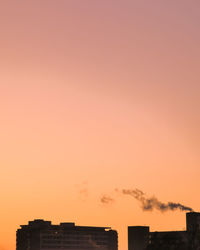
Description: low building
xmin=16 ymin=219 xmax=118 ymax=250
xmin=128 ymin=226 xmax=149 ymax=250
xmin=147 ymin=230 xmax=188 ymax=250
xmin=128 ymin=212 xmax=200 ymax=250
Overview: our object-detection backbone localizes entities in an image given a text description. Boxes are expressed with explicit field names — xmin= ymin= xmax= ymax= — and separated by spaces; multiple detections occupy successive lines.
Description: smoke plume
xmin=121 ymin=188 xmax=193 ymax=212
xmin=100 ymin=195 xmax=114 ymax=204
xmin=76 ymin=181 xmax=89 ymax=201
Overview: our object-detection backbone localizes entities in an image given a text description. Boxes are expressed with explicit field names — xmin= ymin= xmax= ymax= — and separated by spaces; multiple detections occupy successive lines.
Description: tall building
xmin=128 ymin=226 xmax=149 ymax=250
xmin=16 ymin=219 xmax=118 ymax=250
xmin=128 ymin=212 xmax=200 ymax=250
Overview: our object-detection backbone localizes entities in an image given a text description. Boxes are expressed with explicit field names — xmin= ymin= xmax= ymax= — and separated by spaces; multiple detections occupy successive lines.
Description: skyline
xmin=1 ymin=1 xmax=200 ymax=250
xmin=15 ymin=212 xmax=200 ymax=250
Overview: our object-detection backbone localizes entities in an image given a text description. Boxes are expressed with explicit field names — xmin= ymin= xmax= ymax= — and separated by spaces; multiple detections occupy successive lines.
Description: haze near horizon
xmin=0 ymin=1 xmax=200 ymax=250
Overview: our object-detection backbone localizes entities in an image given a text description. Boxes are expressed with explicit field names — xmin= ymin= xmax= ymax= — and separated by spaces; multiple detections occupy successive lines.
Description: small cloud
xmin=100 ymin=195 xmax=114 ymax=204
xmin=76 ymin=181 xmax=89 ymax=201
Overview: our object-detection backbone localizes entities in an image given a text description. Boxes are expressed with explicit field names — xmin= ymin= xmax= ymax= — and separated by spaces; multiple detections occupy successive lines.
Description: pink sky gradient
xmin=0 ymin=1 xmax=200 ymax=249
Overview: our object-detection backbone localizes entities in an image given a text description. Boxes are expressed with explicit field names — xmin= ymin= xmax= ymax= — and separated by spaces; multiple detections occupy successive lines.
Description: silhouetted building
xmin=128 ymin=212 xmax=200 ymax=250
xmin=16 ymin=219 xmax=118 ymax=250
xmin=147 ymin=231 xmax=188 ymax=250
xmin=128 ymin=227 xmax=149 ymax=250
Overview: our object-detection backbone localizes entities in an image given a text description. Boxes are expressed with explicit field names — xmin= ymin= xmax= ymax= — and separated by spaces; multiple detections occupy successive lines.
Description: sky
xmin=0 ymin=1 xmax=200 ymax=249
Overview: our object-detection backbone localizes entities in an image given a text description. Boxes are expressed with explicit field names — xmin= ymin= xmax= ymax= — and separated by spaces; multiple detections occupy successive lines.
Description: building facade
xmin=128 ymin=212 xmax=200 ymax=250
xmin=16 ymin=220 xmax=118 ymax=250
xmin=128 ymin=226 xmax=149 ymax=250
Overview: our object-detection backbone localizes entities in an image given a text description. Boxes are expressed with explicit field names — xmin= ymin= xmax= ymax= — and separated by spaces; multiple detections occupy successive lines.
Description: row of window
xmin=41 ymin=246 xmax=108 ymax=249
xmin=42 ymin=236 xmax=108 ymax=240
xmin=41 ymin=233 xmax=108 ymax=236
xmin=41 ymin=240 xmax=107 ymax=245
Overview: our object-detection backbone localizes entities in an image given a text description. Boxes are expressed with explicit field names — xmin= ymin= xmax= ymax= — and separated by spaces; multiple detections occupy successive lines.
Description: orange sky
xmin=0 ymin=1 xmax=200 ymax=250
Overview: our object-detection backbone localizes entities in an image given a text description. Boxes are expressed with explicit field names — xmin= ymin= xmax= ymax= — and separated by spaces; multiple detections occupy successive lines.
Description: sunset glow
xmin=1 ymin=1 xmax=200 ymax=250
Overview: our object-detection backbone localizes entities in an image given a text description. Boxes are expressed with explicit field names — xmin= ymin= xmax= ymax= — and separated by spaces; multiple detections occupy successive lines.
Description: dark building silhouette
xmin=128 ymin=212 xmax=200 ymax=250
xmin=128 ymin=226 xmax=149 ymax=250
xmin=16 ymin=219 xmax=118 ymax=250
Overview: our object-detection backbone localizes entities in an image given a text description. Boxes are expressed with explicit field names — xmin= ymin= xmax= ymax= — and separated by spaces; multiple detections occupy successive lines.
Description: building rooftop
xmin=19 ymin=219 xmax=111 ymax=230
